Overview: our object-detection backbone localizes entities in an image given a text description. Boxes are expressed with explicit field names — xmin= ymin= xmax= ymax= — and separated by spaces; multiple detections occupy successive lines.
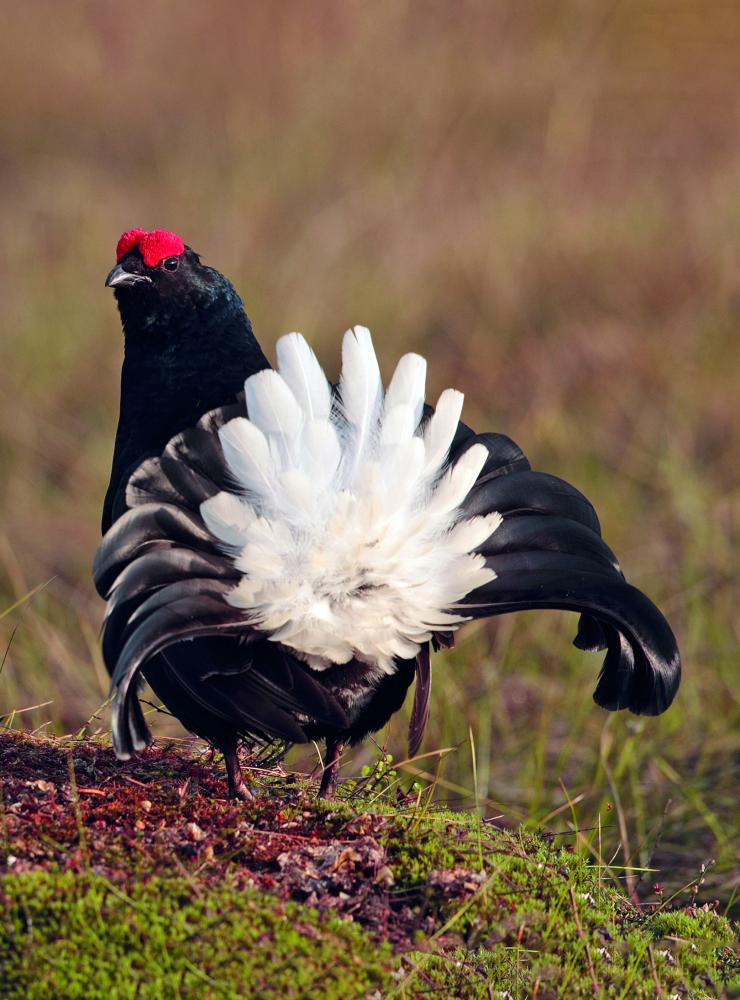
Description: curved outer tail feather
xmin=95 ymin=328 xmax=680 ymax=760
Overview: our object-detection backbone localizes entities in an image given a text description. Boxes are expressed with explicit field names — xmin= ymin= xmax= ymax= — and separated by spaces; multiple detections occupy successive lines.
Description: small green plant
xmin=355 ymin=747 xmax=404 ymax=803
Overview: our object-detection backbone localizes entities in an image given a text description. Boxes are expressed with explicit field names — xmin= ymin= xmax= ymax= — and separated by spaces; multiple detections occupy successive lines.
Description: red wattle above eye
xmin=116 ymin=229 xmax=146 ymax=262
xmin=115 ymin=228 xmax=185 ymax=267
xmin=139 ymin=231 xmax=186 ymax=267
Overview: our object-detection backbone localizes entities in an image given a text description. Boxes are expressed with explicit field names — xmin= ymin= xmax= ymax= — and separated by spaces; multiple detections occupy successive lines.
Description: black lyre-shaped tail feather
xmin=95 ymin=393 xmax=680 ymax=762
xmin=447 ymin=432 xmax=681 ymax=717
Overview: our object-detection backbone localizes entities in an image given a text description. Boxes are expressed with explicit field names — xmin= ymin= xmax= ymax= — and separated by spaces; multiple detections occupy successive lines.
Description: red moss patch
xmin=0 ymin=732 xmax=437 ymax=948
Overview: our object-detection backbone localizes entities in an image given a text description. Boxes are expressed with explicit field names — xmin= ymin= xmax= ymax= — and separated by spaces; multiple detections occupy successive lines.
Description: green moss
xmin=1 ymin=734 xmax=736 ymax=998
xmin=0 ymin=871 xmax=393 ymax=1000
xmin=385 ymin=816 xmax=466 ymax=885
xmin=381 ymin=812 xmax=737 ymax=998
xmin=391 ymin=909 xmax=737 ymax=999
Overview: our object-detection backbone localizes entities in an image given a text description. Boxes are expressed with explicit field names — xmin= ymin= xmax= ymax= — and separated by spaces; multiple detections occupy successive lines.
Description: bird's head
xmin=106 ymin=228 xmax=243 ymax=340
xmin=101 ymin=229 xmax=268 ymax=530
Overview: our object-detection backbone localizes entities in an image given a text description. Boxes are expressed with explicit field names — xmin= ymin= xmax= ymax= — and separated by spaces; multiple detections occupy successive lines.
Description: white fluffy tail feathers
xmin=200 ymin=327 xmax=501 ymax=673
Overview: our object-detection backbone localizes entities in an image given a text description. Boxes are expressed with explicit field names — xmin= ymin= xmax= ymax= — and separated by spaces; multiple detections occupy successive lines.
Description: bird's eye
xmin=162 ymin=257 xmax=179 ymax=271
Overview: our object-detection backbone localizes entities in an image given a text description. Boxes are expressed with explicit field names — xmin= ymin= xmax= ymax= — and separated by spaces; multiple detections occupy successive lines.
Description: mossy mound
xmin=0 ymin=871 xmax=391 ymax=999
xmin=1 ymin=731 xmax=737 ymax=998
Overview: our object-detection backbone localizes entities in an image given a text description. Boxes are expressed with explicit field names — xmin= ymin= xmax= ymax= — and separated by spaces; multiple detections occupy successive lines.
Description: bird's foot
xmin=317 ymin=772 xmax=337 ymax=800
xmin=316 ymin=739 xmax=345 ymax=800
xmin=224 ymin=745 xmax=254 ymax=801
xmin=229 ymin=778 xmax=254 ymax=802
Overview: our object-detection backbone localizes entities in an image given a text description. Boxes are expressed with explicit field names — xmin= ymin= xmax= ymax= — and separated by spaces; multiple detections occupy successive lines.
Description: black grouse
xmin=95 ymin=228 xmax=681 ymax=798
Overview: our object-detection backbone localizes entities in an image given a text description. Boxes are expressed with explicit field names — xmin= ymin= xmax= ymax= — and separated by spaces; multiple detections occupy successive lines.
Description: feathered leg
xmin=318 ymin=738 xmax=345 ymax=799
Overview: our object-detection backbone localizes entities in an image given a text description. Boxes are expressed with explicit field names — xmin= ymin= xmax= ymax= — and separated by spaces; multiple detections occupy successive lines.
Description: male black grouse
xmin=95 ymin=228 xmax=681 ymax=798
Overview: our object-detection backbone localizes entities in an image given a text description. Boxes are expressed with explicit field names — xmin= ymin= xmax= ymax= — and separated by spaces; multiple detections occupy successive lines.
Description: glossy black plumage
xmin=97 ymin=233 xmax=681 ymax=796
xmin=96 ymin=393 xmax=681 ymax=762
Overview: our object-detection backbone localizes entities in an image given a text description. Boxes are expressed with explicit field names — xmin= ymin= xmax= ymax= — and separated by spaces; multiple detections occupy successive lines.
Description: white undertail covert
xmin=200 ymin=327 xmax=501 ymax=673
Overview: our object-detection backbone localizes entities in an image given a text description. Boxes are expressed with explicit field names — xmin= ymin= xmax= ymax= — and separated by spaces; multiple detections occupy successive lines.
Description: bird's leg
xmin=318 ymin=738 xmax=345 ymax=800
xmin=223 ymin=743 xmax=253 ymax=801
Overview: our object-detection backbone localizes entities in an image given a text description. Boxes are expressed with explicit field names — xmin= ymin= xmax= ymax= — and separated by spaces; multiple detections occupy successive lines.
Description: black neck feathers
xmin=103 ymin=274 xmax=269 ymax=532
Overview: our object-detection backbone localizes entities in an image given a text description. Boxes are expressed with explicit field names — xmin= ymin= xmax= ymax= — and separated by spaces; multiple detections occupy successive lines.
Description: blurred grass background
xmin=1 ymin=2 xmax=737 ymax=909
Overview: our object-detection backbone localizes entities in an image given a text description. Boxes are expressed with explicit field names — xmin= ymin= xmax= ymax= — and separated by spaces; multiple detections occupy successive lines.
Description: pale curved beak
xmin=105 ymin=263 xmax=153 ymax=288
